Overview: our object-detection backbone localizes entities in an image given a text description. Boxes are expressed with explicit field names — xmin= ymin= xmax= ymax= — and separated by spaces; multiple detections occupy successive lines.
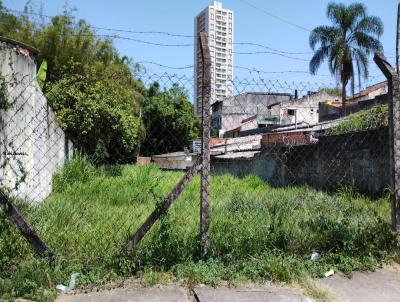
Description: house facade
xmin=319 ymin=82 xmax=388 ymax=122
xmin=211 ymin=92 xmax=292 ymax=136
xmin=268 ymin=91 xmax=337 ymax=127
xmin=214 ymin=91 xmax=339 ymax=137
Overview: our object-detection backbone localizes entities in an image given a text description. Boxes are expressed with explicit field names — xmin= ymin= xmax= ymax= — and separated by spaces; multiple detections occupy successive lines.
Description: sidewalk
xmin=56 ymin=284 xmax=309 ymax=302
xmin=55 ymin=285 xmax=190 ymax=302
xmin=193 ymin=285 xmax=312 ymax=302
xmin=55 ymin=265 xmax=400 ymax=302
xmin=316 ymin=265 xmax=400 ymax=302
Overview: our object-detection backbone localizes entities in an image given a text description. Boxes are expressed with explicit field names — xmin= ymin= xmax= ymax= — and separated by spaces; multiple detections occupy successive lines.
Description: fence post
xmin=374 ymin=52 xmax=400 ymax=233
xmin=0 ymin=193 xmax=54 ymax=260
xmin=198 ymin=32 xmax=211 ymax=259
xmin=397 ymin=2 xmax=400 ymax=75
xmin=125 ymin=158 xmax=202 ymax=251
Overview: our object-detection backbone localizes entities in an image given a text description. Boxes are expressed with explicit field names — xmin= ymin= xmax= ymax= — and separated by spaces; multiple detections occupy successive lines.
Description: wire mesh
xmin=0 ymin=37 xmax=392 ymax=274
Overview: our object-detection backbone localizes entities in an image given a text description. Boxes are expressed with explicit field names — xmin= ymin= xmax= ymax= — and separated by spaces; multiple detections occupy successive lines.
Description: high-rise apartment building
xmin=194 ymin=1 xmax=234 ymax=115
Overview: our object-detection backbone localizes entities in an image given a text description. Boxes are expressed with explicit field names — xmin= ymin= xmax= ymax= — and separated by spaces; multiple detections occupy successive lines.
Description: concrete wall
xmin=0 ymin=41 xmax=72 ymax=203
xmin=212 ymin=128 xmax=390 ymax=194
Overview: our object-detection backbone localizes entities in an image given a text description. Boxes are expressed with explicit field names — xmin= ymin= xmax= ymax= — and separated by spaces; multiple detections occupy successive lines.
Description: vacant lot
xmin=1 ymin=157 xmax=399 ymax=301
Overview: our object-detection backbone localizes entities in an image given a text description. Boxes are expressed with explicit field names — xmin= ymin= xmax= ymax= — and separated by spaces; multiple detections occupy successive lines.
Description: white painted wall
xmin=0 ymin=41 xmax=73 ymax=203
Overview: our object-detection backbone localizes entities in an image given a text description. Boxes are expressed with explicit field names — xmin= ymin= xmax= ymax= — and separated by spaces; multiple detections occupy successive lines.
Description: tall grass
xmin=0 ymin=157 xmax=398 ymax=301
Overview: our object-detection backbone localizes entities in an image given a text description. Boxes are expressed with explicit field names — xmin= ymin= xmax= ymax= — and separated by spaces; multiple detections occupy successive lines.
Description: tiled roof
xmin=353 ymin=81 xmax=387 ymax=98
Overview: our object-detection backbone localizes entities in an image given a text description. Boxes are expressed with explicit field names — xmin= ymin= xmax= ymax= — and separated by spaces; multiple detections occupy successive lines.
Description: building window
xmin=288 ymin=109 xmax=296 ymax=116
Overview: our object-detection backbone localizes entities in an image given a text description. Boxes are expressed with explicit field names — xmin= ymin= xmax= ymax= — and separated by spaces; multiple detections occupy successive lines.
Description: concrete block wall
xmin=284 ymin=128 xmax=390 ymax=193
xmin=212 ymin=128 xmax=390 ymax=195
xmin=0 ymin=41 xmax=73 ymax=203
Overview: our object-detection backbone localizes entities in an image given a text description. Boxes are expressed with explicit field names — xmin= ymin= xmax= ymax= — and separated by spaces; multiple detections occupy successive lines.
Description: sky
xmin=2 ymin=0 xmax=398 ymax=91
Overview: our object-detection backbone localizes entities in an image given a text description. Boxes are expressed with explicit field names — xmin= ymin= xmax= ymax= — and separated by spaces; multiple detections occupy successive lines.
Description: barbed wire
xmin=135 ymin=61 xmax=194 ymax=70
xmin=233 ymin=65 xmax=331 ymax=77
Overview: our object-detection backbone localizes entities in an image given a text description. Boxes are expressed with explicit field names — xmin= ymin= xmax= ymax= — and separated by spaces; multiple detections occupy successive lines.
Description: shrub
xmin=327 ymin=104 xmax=388 ymax=135
xmin=47 ymin=70 xmax=145 ymax=164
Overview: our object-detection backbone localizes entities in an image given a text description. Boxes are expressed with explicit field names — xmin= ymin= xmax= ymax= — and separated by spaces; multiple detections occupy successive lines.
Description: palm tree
xmin=309 ymin=2 xmax=383 ymax=112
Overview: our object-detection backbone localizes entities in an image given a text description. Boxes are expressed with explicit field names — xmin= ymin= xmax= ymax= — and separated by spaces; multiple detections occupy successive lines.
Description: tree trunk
xmin=342 ymin=82 xmax=347 ymax=117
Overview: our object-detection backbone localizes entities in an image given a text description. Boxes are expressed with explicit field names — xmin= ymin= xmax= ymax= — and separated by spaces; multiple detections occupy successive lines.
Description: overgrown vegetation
xmin=1 ymin=157 xmax=398 ymax=301
xmin=0 ymin=2 xmax=200 ymax=162
xmin=0 ymin=74 xmax=10 ymax=110
xmin=141 ymin=83 xmax=200 ymax=156
xmin=47 ymin=69 xmax=145 ymax=163
xmin=326 ymin=104 xmax=388 ymax=135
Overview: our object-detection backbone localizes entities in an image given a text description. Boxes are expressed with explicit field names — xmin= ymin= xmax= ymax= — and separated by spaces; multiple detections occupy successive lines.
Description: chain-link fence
xmin=0 ymin=36 xmax=398 ymax=291
xmin=210 ymin=76 xmax=389 ymax=194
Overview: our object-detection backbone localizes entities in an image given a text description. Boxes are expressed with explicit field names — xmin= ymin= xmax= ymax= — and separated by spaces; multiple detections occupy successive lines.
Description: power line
xmin=238 ymin=0 xmax=312 ymax=33
xmin=95 ymin=34 xmax=192 ymax=47
xmin=233 ymin=51 xmax=309 ymax=62
xmin=234 ymin=42 xmax=311 ymax=55
xmin=77 ymin=34 xmax=312 ymax=60
xmin=7 ymin=9 xmax=195 ymax=38
xmin=7 ymin=8 xmax=384 ymax=84
xmin=8 ymin=9 xmax=313 ymax=56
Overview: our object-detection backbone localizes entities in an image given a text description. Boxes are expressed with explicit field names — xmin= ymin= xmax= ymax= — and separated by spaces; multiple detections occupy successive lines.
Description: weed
xmin=1 ymin=158 xmax=398 ymax=301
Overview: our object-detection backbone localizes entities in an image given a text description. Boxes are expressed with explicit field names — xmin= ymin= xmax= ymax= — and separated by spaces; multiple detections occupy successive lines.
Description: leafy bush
xmin=141 ymin=83 xmax=200 ymax=156
xmin=0 ymin=74 xmax=12 ymax=110
xmin=327 ymin=104 xmax=388 ymax=135
xmin=47 ymin=70 xmax=145 ymax=164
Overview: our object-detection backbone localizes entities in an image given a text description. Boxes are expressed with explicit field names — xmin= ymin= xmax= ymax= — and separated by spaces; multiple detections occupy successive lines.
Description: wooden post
xmin=198 ymin=32 xmax=211 ymax=259
xmin=125 ymin=158 xmax=202 ymax=251
xmin=0 ymin=193 xmax=54 ymax=260
xmin=374 ymin=53 xmax=400 ymax=233
xmin=397 ymin=2 xmax=400 ymax=75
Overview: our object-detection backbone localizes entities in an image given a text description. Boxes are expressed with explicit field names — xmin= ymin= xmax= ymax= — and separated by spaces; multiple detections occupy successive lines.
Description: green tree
xmin=0 ymin=3 xmax=148 ymax=163
xmin=141 ymin=84 xmax=200 ymax=156
xmin=47 ymin=67 xmax=145 ymax=164
xmin=309 ymin=2 xmax=383 ymax=109
xmin=320 ymin=87 xmax=342 ymax=97
xmin=0 ymin=1 xmax=35 ymax=43
xmin=0 ymin=4 xmax=126 ymax=88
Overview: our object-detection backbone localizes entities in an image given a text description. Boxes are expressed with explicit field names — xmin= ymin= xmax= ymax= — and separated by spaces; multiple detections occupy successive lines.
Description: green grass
xmin=0 ymin=156 xmax=399 ymax=301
